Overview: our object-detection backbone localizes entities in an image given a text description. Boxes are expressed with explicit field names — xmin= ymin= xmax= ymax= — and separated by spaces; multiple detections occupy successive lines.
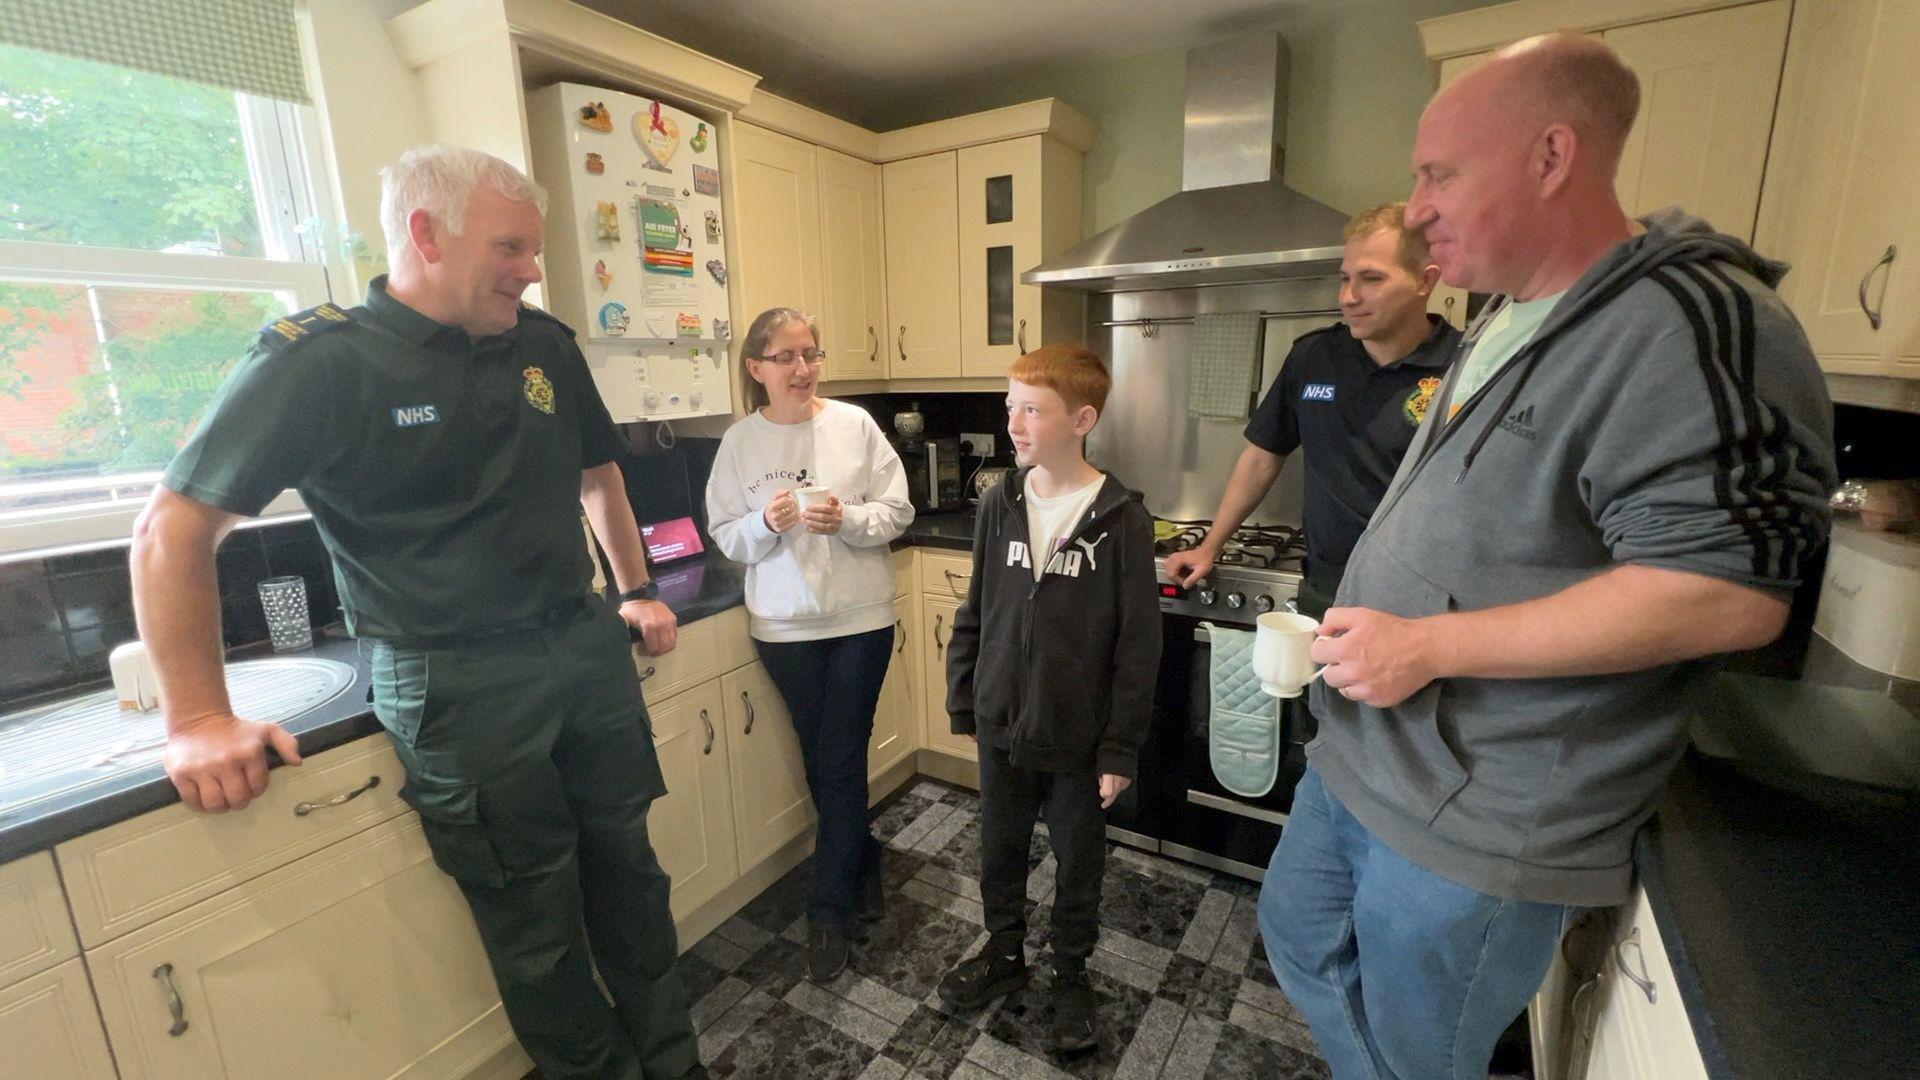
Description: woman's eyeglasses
xmin=757 ymin=348 xmax=827 ymax=368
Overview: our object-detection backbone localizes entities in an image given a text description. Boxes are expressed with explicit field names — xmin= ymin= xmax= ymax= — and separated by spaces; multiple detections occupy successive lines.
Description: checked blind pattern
xmin=0 ymin=0 xmax=310 ymax=103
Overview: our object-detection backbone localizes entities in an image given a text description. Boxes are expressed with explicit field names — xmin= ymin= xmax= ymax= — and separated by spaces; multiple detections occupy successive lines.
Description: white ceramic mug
xmin=1253 ymin=611 xmax=1324 ymax=698
xmin=794 ymin=485 xmax=833 ymax=512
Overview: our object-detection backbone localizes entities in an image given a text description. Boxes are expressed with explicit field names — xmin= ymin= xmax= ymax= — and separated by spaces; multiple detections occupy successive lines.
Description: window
xmin=0 ymin=43 xmax=334 ymax=556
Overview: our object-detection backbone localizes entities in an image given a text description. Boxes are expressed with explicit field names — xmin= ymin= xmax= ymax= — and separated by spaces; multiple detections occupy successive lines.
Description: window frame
xmin=0 ymin=86 xmax=338 ymax=558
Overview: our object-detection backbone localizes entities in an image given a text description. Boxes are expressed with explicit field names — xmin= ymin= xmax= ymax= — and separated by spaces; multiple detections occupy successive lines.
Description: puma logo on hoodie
xmin=1005 ymin=530 xmax=1110 ymax=578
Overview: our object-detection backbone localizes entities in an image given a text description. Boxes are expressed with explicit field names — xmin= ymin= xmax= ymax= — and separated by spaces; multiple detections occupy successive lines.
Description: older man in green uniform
xmin=130 ymin=146 xmax=704 ymax=1079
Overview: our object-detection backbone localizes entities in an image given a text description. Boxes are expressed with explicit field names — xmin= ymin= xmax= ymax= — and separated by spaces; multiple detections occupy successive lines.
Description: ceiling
xmin=574 ymin=0 xmax=1329 ymax=129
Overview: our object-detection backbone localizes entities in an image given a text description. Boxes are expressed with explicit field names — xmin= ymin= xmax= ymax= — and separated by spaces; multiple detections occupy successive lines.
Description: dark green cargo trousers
xmin=370 ymin=596 xmax=698 ymax=1080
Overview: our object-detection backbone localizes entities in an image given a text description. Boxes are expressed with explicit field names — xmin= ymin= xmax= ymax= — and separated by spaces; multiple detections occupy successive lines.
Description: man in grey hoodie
xmin=1258 ymin=34 xmax=1836 ymax=1080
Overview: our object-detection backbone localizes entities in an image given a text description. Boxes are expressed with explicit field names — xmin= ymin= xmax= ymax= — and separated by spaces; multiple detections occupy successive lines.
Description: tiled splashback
xmin=0 ymin=518 xmax=339 ymax=709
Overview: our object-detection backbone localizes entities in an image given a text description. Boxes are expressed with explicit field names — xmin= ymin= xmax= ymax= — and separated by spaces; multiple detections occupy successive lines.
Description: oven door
xmin=1150 ymin=613 xmax=1313 ymax=881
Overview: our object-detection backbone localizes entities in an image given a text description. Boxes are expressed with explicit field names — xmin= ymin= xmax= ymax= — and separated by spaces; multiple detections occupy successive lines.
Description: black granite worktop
xmin=1636 ymin=750 xmax=1920 ymax=1080
xmin=898 ymin=509 xmax=975 ymax=551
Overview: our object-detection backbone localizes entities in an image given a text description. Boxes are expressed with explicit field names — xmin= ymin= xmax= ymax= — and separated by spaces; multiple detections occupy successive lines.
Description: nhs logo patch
xmin=391 ymin=404 xmax=441 ymax=428
xmin=1301 ymin=383 xmax=1337 ymax=402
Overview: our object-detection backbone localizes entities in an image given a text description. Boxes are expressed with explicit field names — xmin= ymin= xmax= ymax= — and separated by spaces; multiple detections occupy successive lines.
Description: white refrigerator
xmin=527 ymin=82 xmax=733 ymax=422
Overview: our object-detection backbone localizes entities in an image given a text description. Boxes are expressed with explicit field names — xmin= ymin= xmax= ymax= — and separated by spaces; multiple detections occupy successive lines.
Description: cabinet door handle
xmin=943 ymin=569 xmax=966 ymax=596
xmin=1612 ymin=926 xmax=1658 ymax=1004
xmin=293 ymin=774 xmax=380 ymax=817
xmin=1859 ymin=244 xmax=1896 ymax=330
xmin=639 ymin=665 xmax=657 ymax=682
xmin=868 ymin=325 xmax=879 ymax=363
xmin=152 ymin=963 xmax=189 ymax=1037
xmin=1017 ymin=317 xmax=1028 ymax=353
xmin=894 ymin=618 xmax=906 ymax=654
xmin=742 ymin=690 xmax=756 ymax=734
xmin=934 ymin=613 xmax=947 ymax=656
xmin=897 ymin=325 xmax=907 ymax=364
xmin=700 ymin=708 xmax=715 ymax=755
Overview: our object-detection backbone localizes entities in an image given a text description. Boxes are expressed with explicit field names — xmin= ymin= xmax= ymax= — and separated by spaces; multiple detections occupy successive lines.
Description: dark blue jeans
xmin=754 ymin=625 xmax=893 ymax=931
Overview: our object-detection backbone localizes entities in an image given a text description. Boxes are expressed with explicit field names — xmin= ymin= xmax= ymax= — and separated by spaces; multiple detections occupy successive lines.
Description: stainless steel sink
xmin=0 ymin=656 xmax=356 ymax=817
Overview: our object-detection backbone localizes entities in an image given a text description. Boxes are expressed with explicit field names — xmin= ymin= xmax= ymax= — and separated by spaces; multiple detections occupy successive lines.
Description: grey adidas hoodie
xmin=1308 ymin=209 xmax=1837 ymax=907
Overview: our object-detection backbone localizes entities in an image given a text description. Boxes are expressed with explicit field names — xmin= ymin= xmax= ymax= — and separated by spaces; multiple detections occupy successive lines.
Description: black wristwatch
xmin=620 ymin=581 xmax=660 ymax=603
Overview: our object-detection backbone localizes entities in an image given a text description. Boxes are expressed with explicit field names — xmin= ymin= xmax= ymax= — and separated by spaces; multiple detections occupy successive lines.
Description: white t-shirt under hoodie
xmin=705 ymin=399 xmax=914 ymax=642
xmin=1023 ymin=471 xmax=1104 ymax=581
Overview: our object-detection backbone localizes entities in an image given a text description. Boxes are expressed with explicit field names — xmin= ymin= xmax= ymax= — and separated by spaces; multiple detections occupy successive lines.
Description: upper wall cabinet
xmin=883 ymin=152 xmax=965 ymax=379
xmin=731 ymin=123 xmax=824 ymax=346
xmin=956 ymin=136 xmax=1085 ymax=376
xmin=1754 ymin=0 xmax=1920 ymax=376
xmin=816 ymin=147 xmax=890 ymax=382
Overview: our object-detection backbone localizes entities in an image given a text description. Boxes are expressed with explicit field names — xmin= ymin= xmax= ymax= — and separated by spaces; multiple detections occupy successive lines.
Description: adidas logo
xmin=1497 ymin=404 xmax=1539 ymax=442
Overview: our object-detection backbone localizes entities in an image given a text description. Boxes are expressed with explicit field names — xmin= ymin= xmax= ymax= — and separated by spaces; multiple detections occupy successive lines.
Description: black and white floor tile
xmin=679 ymin=779 xmax=1331 ymax=1080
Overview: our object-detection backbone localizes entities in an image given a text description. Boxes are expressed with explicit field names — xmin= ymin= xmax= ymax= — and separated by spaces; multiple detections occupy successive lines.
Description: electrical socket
xmin=960 ymin=432 xmax=996 ymax=456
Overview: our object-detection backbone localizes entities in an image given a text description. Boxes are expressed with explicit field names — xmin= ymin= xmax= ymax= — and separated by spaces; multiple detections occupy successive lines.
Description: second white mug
xmin=1252 ymin=611 xmax=1324 ymax=698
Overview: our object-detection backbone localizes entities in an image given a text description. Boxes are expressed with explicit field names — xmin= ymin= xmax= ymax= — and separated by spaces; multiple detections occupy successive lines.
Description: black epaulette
xmin=259 ymin=303 xmax=353 ymax=351
xmin=517 ymin=300 xmax=578 ymax=338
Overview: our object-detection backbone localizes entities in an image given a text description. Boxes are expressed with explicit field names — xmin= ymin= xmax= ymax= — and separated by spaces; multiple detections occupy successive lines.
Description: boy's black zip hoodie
xmin=944 ymin=467 xmax=1162 ymax=779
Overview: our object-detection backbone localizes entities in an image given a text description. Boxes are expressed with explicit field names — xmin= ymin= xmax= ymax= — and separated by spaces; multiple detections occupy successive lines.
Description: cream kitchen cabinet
xmin=732 ymin=122 xmax=824 ymax=340
xmin=870 ymin=597 xmax=919 ymax=782
xmin=87 ymin=813 xmax=525 ymax=1080
xmin=647 ymin=680 xmax=740 ymax=921
xmin=721 ymin=661 xmax=816 ymax=869
xmin=0 ymin=958 xmax=118 ymax=1079
xmin=1532 ymin=887 xmax=1708 ymax=1080
xmin=883 ymin=152 xmax=965 ymax=378
xmin=817 ymin=146 xmax=890 ymax=382
xmin=1754 ymin=0 xmax=1920 ymax=377
xmin=918 ymin=593 xmax=977 ymax=762
xmin=956 ymin=135 xmax=1084 ymax=375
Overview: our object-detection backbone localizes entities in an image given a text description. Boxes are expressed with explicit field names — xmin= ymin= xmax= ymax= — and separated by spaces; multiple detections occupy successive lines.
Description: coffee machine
xmin=903 ymin=436 xmax=965 ymax=513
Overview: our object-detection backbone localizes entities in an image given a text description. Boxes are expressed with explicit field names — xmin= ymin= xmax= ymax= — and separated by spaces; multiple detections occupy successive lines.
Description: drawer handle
xmin=894 ymin=618 xmax=906 ymax=654
xmin=943 ymin=569 xmax=966 ymax=595
xmin=868 ymin=325 xmax=879 ymax=363
xmin=897 ymin=324 xmax=907 ymax=364
xmin=640 ymin=665 xmax=657 ymax=682
xmin=742 ymin=690 xmax=756 ymax=735
xmin=701 ymin=708 xmax=715 ymax=754
xmin=294 ymin=774 xmax=380 ymax=817
xmin=1017 ymin=317 xmax=1028 ymax=353
xmin=1858 ymin=244 xmax=1896 ymax=330
xmin=1612 ymin=926 xmax=1658 ymax=1004
xmin=152 ymin=963 xmax=189 ymax=1037
xmin=934 ymin=613 xmax=947 ymax=657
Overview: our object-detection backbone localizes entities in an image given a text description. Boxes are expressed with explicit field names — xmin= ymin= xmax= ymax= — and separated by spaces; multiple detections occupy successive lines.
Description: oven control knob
xmin=1197 ymin=588 xmax=1217 ymax=606
xmin=1225 ymin=592 xmax=1245 ymax=610
xmin=1253 ymin=594 xmax=1275 ymax=614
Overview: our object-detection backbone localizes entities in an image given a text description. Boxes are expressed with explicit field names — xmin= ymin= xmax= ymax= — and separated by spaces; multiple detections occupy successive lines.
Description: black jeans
xmin=977 ymin=743 xmax=1107 ymax=964
xmin=754 ymin=625 xmax=893 ymax=931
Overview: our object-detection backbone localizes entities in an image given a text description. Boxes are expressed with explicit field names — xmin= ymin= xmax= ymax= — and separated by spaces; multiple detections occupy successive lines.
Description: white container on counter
xmin=1814 ymin=519 xmax=1920 ymax=681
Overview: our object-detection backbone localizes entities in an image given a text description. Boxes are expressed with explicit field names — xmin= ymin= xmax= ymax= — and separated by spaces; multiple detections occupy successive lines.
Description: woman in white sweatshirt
xmin=704 ymin=307 xmax=913 ymax=981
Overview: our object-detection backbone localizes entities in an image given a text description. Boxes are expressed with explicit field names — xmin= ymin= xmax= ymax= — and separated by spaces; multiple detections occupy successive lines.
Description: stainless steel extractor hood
xmin=1024 ymin=35 xmax=1348 ymax=293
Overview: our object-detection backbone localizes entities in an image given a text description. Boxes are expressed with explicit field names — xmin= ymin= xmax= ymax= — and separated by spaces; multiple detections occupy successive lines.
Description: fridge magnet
xmin=677 ymin=311 xmax=703 ymax=337
xmin=639 ymin=198 xmax=684 ymax=252
xmin=706 ymin=259 xmax=728 ymax=286
xmin=593 ymin=259 xmax=613 ymax=290
xmin=578 ymin=101 xmax=613 ymax=132
xmin=691 ymin=122 xmax=710 ymax=153
xmin=703 ymin=209 xmax=721 ymax=242
xmin=584 ymin=152 xmax=605 ymax=175
xmin=598 ymin=301 xmax=630 ymax=335
xmin=645 ymin=312 xmax=675 ymax=338
xmin=691 ymin=164 xmax=720 ymax=197
xmin=712 ymin=318 xmax=730 ymax=340
xmin=634 ymin=102 xmax=680 ymax=171
xmin=594 ymin=201 xmax=620 ymax=241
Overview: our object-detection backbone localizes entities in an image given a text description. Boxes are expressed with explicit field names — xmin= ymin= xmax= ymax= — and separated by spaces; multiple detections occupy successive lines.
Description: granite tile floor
xmin=679 ymin=779 xmax=1332 ymax=1080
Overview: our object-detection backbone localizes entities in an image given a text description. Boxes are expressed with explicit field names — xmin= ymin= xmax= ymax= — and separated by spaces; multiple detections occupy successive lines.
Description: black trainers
xmin=938 ymin=945 xmax=1028 ymax=1010
xmin=856 ymin=855 xmax=886 ymax=923
xmin=807 ymin=922 xmax=851 ymax=983
xmin=1049 ymin=961 xmax=1098 ymax=1053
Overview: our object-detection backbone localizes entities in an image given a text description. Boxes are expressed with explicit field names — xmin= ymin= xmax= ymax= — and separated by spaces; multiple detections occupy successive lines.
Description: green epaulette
xmin=259 ymin=302 xmax=354 ymax=351
xmin=517 ymin=300 xmax=578 ymax=338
